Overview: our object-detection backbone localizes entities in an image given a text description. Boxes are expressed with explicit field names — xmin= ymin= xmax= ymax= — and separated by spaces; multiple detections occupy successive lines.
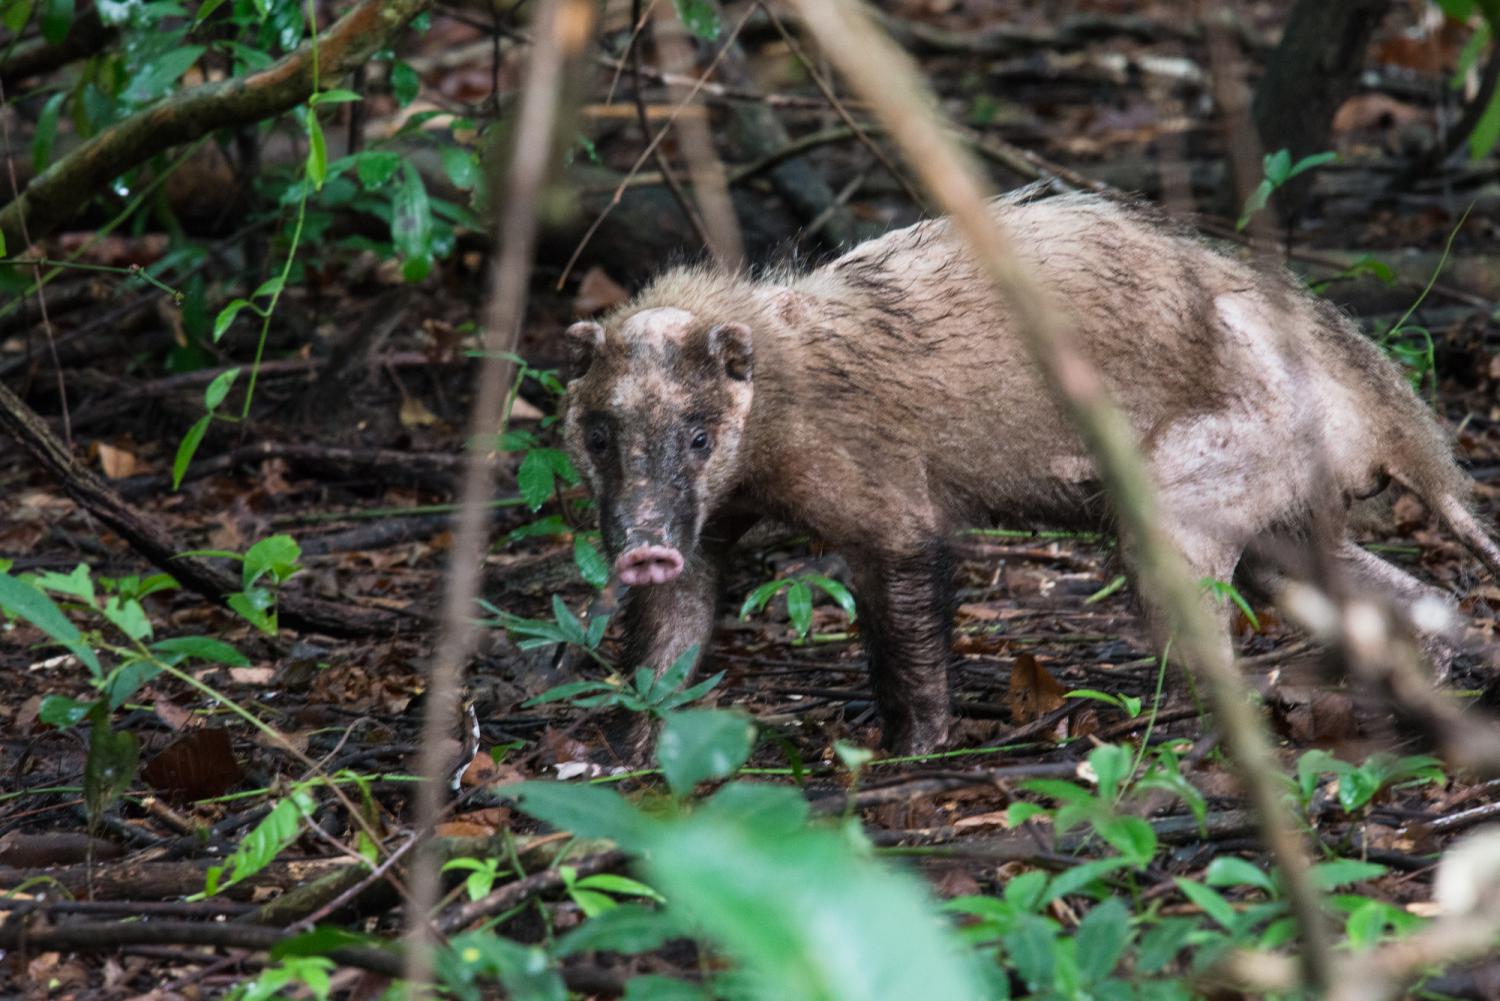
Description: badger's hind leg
xmin=1243 ymin=534 xmax=1461 ymax=678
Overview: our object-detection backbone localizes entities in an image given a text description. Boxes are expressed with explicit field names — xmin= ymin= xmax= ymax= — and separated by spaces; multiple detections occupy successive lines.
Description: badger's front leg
xmin=619 ymin=549 xmax=723 ymax=683
xmin=850 ymin=541 xmax=957 ymax=755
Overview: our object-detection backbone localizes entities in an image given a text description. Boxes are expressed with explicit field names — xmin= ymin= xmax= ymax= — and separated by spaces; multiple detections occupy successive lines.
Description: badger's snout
xmin=614 ymin=544 xmax=685 ymax=585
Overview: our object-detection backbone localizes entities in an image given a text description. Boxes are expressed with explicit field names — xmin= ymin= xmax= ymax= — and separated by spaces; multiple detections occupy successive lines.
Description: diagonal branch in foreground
xmin=0 ymin=0 xmax=430 ymax=252
xmin=782 ymin=0 xmax=1334 ymax=992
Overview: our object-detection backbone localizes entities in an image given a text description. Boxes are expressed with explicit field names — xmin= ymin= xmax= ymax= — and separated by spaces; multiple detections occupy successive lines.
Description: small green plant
xmin=1294 ymin=749 xmax=1446 ymax=814
xmin=1200 ymin=577 xmax=1259 ymax=630
xmin=479 ymin=594 xmax=609 ymax=667
xmin=181 ymin=535 xmax=305 ymax=635
xmin=1065 ymin=688 xmax=1143 ymax=718
xmin=740 ymin=572 xmax=857 ymax=641
xmin=558 ymin=866 xmax=665 ymax=918
xmin=1237 ymin=148 xmax=1338 ymax=230
xmin=521 ymin=644 xmax=724 ymax=719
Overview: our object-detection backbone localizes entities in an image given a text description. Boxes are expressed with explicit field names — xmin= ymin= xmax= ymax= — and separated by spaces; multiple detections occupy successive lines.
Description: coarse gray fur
xmin=561 ymin=189 xmax=1500 ymax=755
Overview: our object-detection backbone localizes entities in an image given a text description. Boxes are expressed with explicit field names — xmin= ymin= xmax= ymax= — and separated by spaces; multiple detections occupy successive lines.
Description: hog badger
xmin=560 ymin=189 xmax=1500 ymax=754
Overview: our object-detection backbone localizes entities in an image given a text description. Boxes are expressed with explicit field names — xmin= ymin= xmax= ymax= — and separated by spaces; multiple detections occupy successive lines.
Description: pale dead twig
xmin=782 ymin=0 xmax=1334 ymax=992
xmin=402 ymin=0 xmax=591 ymax=992
xmin=556 ymin=3 xmax=756 ymax=289
xmin=627 ymin=0 xmax=716 ymax=257
xmin=651 ymin=3 xmax=744 ymax=269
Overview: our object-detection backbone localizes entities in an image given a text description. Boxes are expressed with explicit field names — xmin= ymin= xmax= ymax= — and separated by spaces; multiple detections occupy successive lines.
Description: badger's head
xmin=561 ymin=306 xmax=754 ymax=586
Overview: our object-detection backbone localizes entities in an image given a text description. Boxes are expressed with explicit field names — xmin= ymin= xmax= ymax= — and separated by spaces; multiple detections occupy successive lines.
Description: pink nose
xmin=615 ymin=545 xmax=685 ymax=585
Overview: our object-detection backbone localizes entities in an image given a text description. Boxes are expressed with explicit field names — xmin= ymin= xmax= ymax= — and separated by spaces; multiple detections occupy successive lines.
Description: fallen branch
xmin=0 ymin=378 xmax=407 ymax=637
xmin=0 ymin=0 xmax=430 ymax=251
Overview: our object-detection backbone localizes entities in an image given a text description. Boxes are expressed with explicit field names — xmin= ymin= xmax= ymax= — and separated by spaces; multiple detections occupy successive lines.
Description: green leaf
xmin=1042 ymin=857 xmax=1131 ymax=905
xmin=150 ymin=635 xmax=248 ymax=666
xmin=502 ymin=781 xmax=655 ymax=850
xmin=33 ymin=563 xmax=95 ymax=605
xmin=193 ymin=0 xmax=228 ymax=25
xmin=172 ymin=414 xmax=212 ymax=489
xmin=1075 ymin=899 xmax=1131 ymax=982
xmin=441 ymin=932 xmax=565 ymax=1001
xmin=102 ymin=657 xmax=162 ymax=710
xmin=573 ymin=536 xmax=610 ymax=588
xmin=523 ymin=679 xmax=615 ymax=708
xmin=1095 ymin=815 xmax=1156 ymax=865
xmin=739 ymin=579 xmax=786 ymax=618
xmin=203 ymin=367 xmax=241 ymax=411
xmin=805 ymin=574 xmax=856 ymax=620
xmin=310 ymin=88 xmax=362 ymax=105
xmin=1174 ymin=878 xmax=1238 ymax=930
xmin=243 ymin=535 xmax=301 ymax=588
xmin=657 ymin=709 xmax=754 ymax=797
xmin=672 ymin=0 xmax=720 ymax=39
xmin=1286 ymin=150 xmax=1338 ymax=179
xmin=40 ymin=0 xmax=72 ymax=43
xmin=1205 ymin=857 xmax=1277 ymax=896
xmin=1263 ymin=148 xmax=1293 ymax=186
xmin=32 ymin=91 xmax=66 ymax=173
xmin=1236 ymin=179 xmax=1274 ymax=231
xmin=1002 ymin=913 xmax=1058 ymax=992
xmin=0 ymin=572 xmax=101 ymax=675
xmin=3 ymin=0 xmax=34 ymax=34
xmin=554 ymin=904 xmax=687 ymax=957
xmin=440 ymin=146 xmax=479 ymax=191
xmin=699 ymin=782 xmax=810 ymax=834
xmin=39 ymin=694 xmax=96 ymax=728
xmin=573 ymin=873 xmax=665 ymax=903
xmin=641 ymin=812 xmax=984 ymax=1001
xmin=102 ymin=595 xmax=152 ymax=641
xmin=252 ymin=276 xmax=284 ymax=299
xmin=355 ymin=150 xmax=401 ymax=188
xmin=1311 ymin=859 xmax=1387 ymax=890
xmin=123 ymin=44 xmax=205 ymax=103
xmin=305 ymin=113 xmax=327 ymax=190
xmin=1470 ymin=76 xmax=1500 ymax=159
xmin=201 ymin=789 xmax=316 ymax=898
xmin=622 ymin=974 xmax=709 ymax=1001
xmin=516 ymin=447 xmax=555 ymax=511
xmin=84 ymin=714 xmax=139 ymax=821
xmin=785 ymin=581 xmax=813 ymax=638
xmin=392 ymin=161 xmax=433 ymax=279
xmin=389 ymin=59 xmax=420 ymax=106
xmin=212 ymin=300 xmax=253 ymax=342
xmin=1003 ymin=870 xmax=1049 ymax=912
xmin=1134 ymin=917 xmax=1197 ymax=974
xmin=1088 ymin=743 xmax=1132 ymax=800
xmin=227 ymin=589 xmax=276 ymax=634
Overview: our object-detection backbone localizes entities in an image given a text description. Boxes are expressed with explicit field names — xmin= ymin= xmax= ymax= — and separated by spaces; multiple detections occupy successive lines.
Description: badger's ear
xmin=707 ymin=322 xmax=753 ymax=381
xmin=563 ymin=321 xmax=605 ymax=378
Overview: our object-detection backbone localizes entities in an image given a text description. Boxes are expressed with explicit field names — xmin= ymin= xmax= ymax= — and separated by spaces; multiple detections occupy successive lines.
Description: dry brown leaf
xmin=1008 ymin=653 xmax=1066 ymax=724
xmin=229 ymin=666 xmax=276 ymax=685
xmin=95 ymin=442 xmax=139 ymax=478
xmin=141 ymin=728 xmax=243 ymax=800
xmin=573 ymin=266 xmax=629 ymax=316
xmin=399 ymin=395 xmax=439 ymax=428
xmin=153 ymin=699 xmax=196 ymax=732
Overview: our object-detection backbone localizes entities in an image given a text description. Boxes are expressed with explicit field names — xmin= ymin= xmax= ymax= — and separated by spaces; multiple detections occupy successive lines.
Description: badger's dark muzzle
xmin=614 ymin=543 xmax=685 ymax=585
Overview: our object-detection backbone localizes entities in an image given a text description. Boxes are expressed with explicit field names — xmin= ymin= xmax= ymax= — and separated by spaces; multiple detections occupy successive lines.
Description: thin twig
xmin=402 ymin=0 xmax=587 ymax=992
xmin=556 ymin=3 xmax=755 ymax=289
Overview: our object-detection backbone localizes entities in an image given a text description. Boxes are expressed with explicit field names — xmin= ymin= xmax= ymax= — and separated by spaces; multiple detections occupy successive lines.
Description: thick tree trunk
xmin=1252 ymin=0 xmax=1393 ymax=215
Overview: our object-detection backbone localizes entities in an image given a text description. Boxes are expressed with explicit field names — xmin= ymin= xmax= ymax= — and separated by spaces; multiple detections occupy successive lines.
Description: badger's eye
xmin=690 ymin=428 xmax=711 ymax=451
xmin=586 ymin=425 xmax=609 ymax=454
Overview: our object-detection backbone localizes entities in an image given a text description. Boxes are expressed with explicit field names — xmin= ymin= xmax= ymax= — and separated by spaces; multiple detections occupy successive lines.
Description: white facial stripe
xmin=620 ymin=307 xmax=697 ymax=345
